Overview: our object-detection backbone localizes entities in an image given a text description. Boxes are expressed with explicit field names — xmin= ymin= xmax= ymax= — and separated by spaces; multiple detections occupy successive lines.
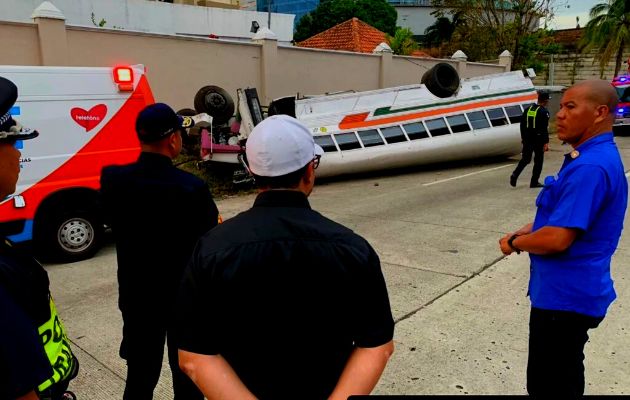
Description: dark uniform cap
xmin=135 ymin=102 xmax=195 ymax=143
xmin=0 ymin=76 xmax=38 ymax=142
xmin=537 ymin=91 xmax=551 ymax=102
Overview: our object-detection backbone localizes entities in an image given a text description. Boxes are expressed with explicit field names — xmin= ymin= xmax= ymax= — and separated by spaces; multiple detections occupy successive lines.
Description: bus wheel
xmin=38 ymin=210 xmax=103 ymax=263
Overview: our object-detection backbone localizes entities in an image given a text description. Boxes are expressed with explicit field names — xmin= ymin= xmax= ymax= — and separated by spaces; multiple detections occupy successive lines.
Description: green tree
xmin=387 ymin=27 xmax=419 ymax=55
xmin=431 ymin=0 xmax=558 ymax=70
xmin=294 ymin=0 xmax=397 ymax=42
xmin=423 ymin=12 xmax=463 ymax=48
xmin=581 ymin=0 xmax=630 ymax=77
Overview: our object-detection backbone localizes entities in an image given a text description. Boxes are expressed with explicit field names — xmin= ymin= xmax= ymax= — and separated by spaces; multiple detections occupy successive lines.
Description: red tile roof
xmin=552 ymin=28 xmax=584 ymax=51
xmin=297 ymin=18 xmax=388 ymax=53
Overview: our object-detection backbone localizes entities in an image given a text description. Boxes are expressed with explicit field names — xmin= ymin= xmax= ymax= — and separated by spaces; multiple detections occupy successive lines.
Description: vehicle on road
xmin=195 ymin=63 xmax=537 ymax=178
xmin=612 ymin=75 xmax=630 ymax=135
xmin=0 ymin=64 xmax=154 ymax=262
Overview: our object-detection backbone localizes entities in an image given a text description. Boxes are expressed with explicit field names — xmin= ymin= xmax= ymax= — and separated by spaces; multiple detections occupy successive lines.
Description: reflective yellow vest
xmin=37 ymin=296 xmax=75 ymax=392
xmin=526 ymin=105 xmax=540 ymax=129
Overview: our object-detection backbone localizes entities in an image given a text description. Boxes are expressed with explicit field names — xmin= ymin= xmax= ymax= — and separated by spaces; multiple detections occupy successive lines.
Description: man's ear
xmin=302 ymin=162 xmax=315 ymax=185
xmin=169 ymin=131 xmax=179 ymax=148
xmin=594 ymin=105 xmax=610 ymax=124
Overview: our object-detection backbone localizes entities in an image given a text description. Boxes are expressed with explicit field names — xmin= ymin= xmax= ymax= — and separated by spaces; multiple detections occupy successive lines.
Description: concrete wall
xmin=0 ymin=22 xmax=42 ymax=66
xmin=0 ymin=0 xmax=294 ymax=42
xmin=2 ymin=14 xmax=510 ymax=111
xmin=534 ymin=48 xmax=630 ymax=87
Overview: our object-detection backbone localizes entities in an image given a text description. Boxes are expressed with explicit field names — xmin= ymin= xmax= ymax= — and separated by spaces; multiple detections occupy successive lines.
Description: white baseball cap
xmin=246 ymin=115 xmax=324 ymax=177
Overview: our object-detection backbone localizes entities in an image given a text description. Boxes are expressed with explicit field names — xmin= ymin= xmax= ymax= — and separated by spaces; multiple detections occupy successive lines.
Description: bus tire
xmin=193 ymin=85 xmax=234 ymax=125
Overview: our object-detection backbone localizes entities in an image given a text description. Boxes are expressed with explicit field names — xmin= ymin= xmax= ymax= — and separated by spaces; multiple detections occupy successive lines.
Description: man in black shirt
xmin=177 ymin=115 xmax=395 ymax=400
xmin=100 ymin=103 xmax=219 ymax=400
xmin=510 ymin=91 xmax=551 ymax=188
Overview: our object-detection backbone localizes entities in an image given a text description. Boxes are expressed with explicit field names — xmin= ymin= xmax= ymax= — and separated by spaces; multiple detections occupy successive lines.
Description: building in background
xmin=1 ymin=0 xmax=295 ymax=43
xmin=297 ymin=17 xmax=388 ymax=53
xmin=240 ymin=0 xmax=257 ymax=10
xmin=257 ymin=0 xmax=319 ymax=26
xmin=152 ymin=0 xmax=240 ymax=9
xmin=388 ymin=0 xmax=439 ymax=37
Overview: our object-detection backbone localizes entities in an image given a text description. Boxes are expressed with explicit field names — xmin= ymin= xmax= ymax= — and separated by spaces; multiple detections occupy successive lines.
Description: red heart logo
xmin=71 ymin=104 xmax=107 ymax=132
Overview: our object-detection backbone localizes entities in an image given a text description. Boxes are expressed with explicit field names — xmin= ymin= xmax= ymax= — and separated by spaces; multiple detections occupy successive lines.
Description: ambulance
xmin=0 ymin=65 xmax=154 ymax=262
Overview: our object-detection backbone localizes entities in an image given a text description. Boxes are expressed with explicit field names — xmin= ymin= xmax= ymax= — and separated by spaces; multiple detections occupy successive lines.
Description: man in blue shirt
xmin=499 ymin=80 xmax=628 ymax=397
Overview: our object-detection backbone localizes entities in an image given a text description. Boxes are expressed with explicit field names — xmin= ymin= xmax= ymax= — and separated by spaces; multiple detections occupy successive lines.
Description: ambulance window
xmin=467 ymin=111 xmax=490 ymax=130
xmin=314 ymin=135 xmax=337 ymax=153
xmin=358 ymin=129 xmax=384 ymax=147
xmin=403 ymin=122 xmax=429 ymax=140
xmin=425 ymin=118 xmax=450 ymax=136
xmin=380 ymin=126 xmax=408 ymax=144
xmin=446 ymin=114 xmax=470 ymax=133
xmin=487 ymin=108 xmax=509 ymax=126
xmin=505 ymin=106 xmax=523 ymax=123
xmin=334 ymin=132 xmax=362 ymax=151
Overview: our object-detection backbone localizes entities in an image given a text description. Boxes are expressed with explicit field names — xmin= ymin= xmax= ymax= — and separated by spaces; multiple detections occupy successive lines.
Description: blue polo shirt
xmin=530 ymin=132 xmax=628 ymax=317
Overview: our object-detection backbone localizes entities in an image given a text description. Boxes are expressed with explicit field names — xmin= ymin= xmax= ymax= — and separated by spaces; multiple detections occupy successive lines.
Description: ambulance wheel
xmin=38 ymin=211 xmax=103 ymax=263
xmin=194 ymin=86 xmax=234 ymax=125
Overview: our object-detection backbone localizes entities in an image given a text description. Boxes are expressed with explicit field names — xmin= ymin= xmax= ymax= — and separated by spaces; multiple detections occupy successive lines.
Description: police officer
xmin=0 ymin=77 xmax=77 ymax=400
xmin=100 ymin=103 xmax=219 ymax=400
xmin=510 ymin=91 xmax=551 ymax=188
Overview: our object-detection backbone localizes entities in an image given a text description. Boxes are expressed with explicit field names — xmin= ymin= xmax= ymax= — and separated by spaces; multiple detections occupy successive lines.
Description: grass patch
xmin=175 ymin=142 xmax=255 ymax=199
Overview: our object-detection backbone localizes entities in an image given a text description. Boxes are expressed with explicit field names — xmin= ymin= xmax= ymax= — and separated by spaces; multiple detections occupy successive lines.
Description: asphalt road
xmin=46 ymin=135 xmax=630 ymax=398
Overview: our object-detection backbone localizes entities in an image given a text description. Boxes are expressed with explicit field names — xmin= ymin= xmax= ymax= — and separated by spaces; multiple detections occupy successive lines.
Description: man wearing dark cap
xmin=100 ymin=103 xmax=219 ymax=400
xmin=510 ymin=91 xmax=551 ymax=188
xmin=0 ymin=77 xmax=78 ymax=400
xmin=177 ymin=115 xmax=395 ymax=400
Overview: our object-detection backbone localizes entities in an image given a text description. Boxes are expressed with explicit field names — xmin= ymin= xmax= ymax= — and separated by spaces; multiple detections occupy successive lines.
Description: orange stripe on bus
xmin=338 ymin=93 xmax=538 ymax=130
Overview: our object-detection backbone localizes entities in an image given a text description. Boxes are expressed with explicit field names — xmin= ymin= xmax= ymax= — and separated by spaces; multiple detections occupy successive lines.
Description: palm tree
xmin=582 ymin=0 xmax=630 ymax=77
xmin=423 ymin=12 xmax=463 ymax=48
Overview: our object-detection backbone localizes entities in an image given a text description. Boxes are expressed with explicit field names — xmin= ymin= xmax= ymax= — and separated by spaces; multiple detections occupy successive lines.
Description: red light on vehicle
xmin=114 ymin=67 xmax=133 ymax=83
xmin=113 ymin=67 xmax=134 ymax=91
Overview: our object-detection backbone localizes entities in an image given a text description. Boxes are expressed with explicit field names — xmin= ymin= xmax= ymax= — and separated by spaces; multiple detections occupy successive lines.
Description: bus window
xmin=425 ymin=117 xmax=450 ymax=136
xmin=334 ymin=132 xmax=362 ymax=151
xmin=358 ymin=129 xmax=385 ymax=147
xmin=314 ymin=135 xmax=338 ymax=152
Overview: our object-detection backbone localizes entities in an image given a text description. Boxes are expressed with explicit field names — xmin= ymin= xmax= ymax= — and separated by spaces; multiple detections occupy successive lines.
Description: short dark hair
xmin=537 ymin=91 xmax=550 ymax=102
xmin=253 ymin=162 xmax=310 ymax=189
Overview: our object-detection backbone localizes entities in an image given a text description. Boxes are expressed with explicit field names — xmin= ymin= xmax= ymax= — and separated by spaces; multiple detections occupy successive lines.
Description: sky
xmin=551 ymin=0 xmax=599 ymax=30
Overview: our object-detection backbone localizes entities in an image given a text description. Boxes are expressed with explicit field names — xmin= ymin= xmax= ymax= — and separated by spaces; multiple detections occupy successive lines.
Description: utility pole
xmin=267 ymin=0 xmax=271 ymax=28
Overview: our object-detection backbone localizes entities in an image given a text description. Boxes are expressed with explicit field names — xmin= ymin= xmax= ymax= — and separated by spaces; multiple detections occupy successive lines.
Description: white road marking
xmin=422 ymin=164 xmax=515 ymax=187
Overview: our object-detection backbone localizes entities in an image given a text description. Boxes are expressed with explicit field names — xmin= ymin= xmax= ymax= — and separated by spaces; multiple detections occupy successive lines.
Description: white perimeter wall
xmin=0 ymin=0 xmax=295 ymax=42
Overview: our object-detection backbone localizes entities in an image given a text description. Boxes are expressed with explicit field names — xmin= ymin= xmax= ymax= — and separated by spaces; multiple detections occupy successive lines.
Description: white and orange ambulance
xmin=0 ymin=64 xmax=154 ymax=262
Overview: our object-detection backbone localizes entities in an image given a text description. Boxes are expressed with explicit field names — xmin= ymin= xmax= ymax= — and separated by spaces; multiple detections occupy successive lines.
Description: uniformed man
xmin=499 ymin=80 xmax=628 ymax=396
xmin=177 ymin=115 xmax=395 ymax=400
xmin=0 ymin=77 xmax=78 ymax=400
xmin=510 ymin=91 xmax=551 ymax=188
xmin=100 ymin=103 xmax=220 ymax=400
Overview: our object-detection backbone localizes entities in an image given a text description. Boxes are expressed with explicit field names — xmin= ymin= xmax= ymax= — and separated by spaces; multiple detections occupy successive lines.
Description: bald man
xmin=499 ymin=80 xmax=628 ymax=396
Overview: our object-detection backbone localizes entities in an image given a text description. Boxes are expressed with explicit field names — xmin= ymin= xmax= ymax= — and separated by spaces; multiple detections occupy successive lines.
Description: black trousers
xmin=527 ymin=307 xmax=603 ymax=397
xmin=120 ymin=320 xmax=203 ymax=400
xmin=512 ymin=141 xmax=545 ymax=184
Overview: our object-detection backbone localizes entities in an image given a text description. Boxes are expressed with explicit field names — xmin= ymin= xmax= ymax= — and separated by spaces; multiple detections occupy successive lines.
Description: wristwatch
xmin=507 ymin=234 xmax=522 ymax=254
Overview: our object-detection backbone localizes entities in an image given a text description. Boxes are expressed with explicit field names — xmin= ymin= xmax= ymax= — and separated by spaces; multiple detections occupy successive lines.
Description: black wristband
xmin=508 ymin=234 xmax=521 ymax=254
